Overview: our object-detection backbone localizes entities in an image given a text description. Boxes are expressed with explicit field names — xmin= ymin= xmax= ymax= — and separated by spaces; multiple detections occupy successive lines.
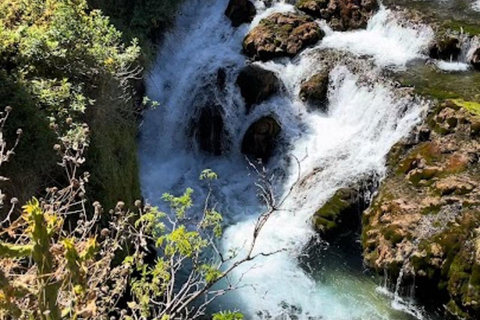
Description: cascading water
xmin=139 ymin=1 xmax=437 ymax=319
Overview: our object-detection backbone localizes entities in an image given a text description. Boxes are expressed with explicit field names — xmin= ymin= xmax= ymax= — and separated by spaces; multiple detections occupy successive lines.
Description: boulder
xmin=243 ymin=12 xmax=324 ymax=61
xmin=194 ymin=103 xmax=225 ymax=155
xmin=260 ymin=0 xmax=296 ymax=7
xmin=299 ymin=72 xmax=329 ymax=110
xmin=236 ymin=65 xmax=281 ymax=112
xmin=429 ymin=36 xmax=461 ymax=61
xmin=313 ymin=185 xmax=371 ymax=241
xmin=225 ymin=0 xmax=256 ymax=27
xmin=241 ymin=116 xmax=281 ymax=162
xmin=362 ymin=99 xmax=480 ymax=319
xmin=470 ymin=47 xmax=480 ymax=71
xmin=217 ymin=68 xmax=227 ymax=91
xmin=296 ymin=0 xmax=379 ymax=31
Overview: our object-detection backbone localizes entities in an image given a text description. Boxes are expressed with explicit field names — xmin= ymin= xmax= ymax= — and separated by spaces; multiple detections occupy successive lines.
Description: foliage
xmin=86 ymin=0 xmax=185 ymax=61
xmin=213 ymin=311 xmax=245 ymax=320
xmin=0 ymin=0 xmax=142 ymax=206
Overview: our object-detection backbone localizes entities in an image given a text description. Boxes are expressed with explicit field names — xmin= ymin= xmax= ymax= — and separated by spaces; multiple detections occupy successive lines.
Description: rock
xmin=362 ymin=99 xmax=480 ymax=319
xmin=313 ymin=184 xmax=371 ymax=241
xmin=429 ymin=36 xmax=461 ymax=61
xmin=236 ymin=65 xmax=281 ymax=112
xmin=194 ymin=103 xmax=225 ymax=155
xmin=241 ymin=116 xmax=281 ymax=162
xmin=470 ymin=47 xmax=480 ymax=71
xmin=299 ymin=72 xmax=329 ymax=110
xmin=471 ymin=119 xmax=480 ymax=136
xmin=225 ymin=0 xmax=256 ymax=27
xmin=260 ymin=0 xmax=296 ymax=7
xmin=243 ymin=12 xmax=324 ymax=61
xmin=434 ymin=177 xmax=475 ymax=196
xmin=217 ymin=68 xmax=227 ymax=91
xmin=296 ymin=0 xmax=379 ymax=31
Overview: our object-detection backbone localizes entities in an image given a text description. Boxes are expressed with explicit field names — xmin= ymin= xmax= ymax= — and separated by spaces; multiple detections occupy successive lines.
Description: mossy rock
xmin=299 ymin=72 xmax=329 ymax=110
xmin=296 ymin=0 xmax=379 ymax=31
xmin=313 ymin=186 xmax=369 ymax=240
xmin=243 ymin=12 xmax=324 ymax=61
xmin=449 ymin=99 xmax=480 ymax=117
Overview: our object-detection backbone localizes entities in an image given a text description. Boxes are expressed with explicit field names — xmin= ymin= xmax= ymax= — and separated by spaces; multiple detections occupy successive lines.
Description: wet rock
xmin=299 ymin=72 xmax=329 ymax=110
xmin=217 ymin=68 xmax=227 ymax=91
xmin=429 ymin=36 xmax=461 ymax=61
xmin=313 ymin=183 xmax=372 ymax=241
xmin=470 ymin=47 xmax=480 ymax=71
xmin=225 ymin=0 xmax=256 ymax=27
xmin=362 ymin=99 xmax=480 ymax=319
xmin=243 ymin=12 xmax=324 ymax=61
xmin=471 ymin=119 xmax=480 ymax=136
xmin=193 ymin=103 xmax=225 ymax=155
xmin=260 ymin=0 xmax=296 ymax=7
xmin=296 ymin=0 xmax=379 ymax=31
xmin=241 ymin=116 xmax=281 ymax=162
xmin=236 ymin=65 xmax=281 ymax=112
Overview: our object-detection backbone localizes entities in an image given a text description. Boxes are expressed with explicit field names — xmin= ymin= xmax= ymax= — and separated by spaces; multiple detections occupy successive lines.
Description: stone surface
xmin=296 ymin=0 xmax=379 ymax=31
xmin=429 ymin=36 xmax=461 ymax=61
xmin=362 ymin=100 xmax=480 ymax=319
xmin=299 ymin=72 xmax=329 ymax=110
xmin=236 ymin=65 xmax=281 ymax=112
xmin=225 ymin=0 xmax=256 ymax=27
xmin=193 ymin=103 xmax=225 ymax=155
xmin=313 ymin=185 xmax=371 ymax=241
xmin=241 ymin=116 xmax=281 ymax=162
xmin=243 ymin=12 xmax=324 ymax=61
xmin=470 ymin=47 xmax=480 ymax=71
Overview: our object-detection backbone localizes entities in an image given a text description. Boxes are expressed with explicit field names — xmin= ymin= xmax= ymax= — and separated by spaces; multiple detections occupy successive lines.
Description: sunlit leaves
xmin=162 ymin=188 xmax=193 ymax=220
xmin=200 ymin=169 xmax=218 ymax=181
xmin=213 ymin=311 xmax=244 ymax=320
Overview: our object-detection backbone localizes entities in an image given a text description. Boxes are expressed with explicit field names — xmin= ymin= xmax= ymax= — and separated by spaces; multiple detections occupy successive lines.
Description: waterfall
xmin=138 ymin=1 xmax=436 ymax=319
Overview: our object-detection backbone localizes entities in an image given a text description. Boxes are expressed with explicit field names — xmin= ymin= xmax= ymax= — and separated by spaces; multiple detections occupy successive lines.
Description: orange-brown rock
xmin=296 ymin=0 xmax=379 ymax=31
xmin=243 ymin=13 xmax=324 ymax=61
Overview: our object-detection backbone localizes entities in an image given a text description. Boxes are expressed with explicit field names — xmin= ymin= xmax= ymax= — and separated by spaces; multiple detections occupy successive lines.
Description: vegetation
xmin=0 ymin=1 xmax=276 ymax=319
xmin=0 ymin=105 xmax=283 ymax=319
xmin=0 ymin=0 xmax=143 ymax=208
xmin=87 ymin=0 xmax=185 ymax=61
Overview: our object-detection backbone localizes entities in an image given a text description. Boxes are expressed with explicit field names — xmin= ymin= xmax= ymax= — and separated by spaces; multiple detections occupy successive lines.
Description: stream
xmin=137 ymin=0 xmax=464 ymax=319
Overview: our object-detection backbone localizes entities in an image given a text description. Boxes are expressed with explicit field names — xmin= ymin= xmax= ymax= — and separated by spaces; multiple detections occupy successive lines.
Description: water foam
xmin=320 ymin=8 xmax=434 ymax=68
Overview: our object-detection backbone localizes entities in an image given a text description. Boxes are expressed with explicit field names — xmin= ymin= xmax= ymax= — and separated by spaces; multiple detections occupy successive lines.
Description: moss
xmin=442 ymin=19 xmax=480 ymax=36
xmin=471 ymin=264 xmax=480 ymax=286
xmin=397 ymin=142 xmax=441 ymax=175
xmin=395 ymin=65 xmax=480 ymax=102
xmin=449 ymin=99 xmax=480 ymax=116
xmin=313 ymin=188 xmax=354 ymax=235
xmin=383 ymin=225 xmax=404 ymax=245
xmin=421 ymin=204 xmax=442 ymax=215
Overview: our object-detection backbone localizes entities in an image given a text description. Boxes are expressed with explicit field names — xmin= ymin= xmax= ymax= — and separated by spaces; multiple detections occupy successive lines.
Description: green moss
xmin=397 ymin=142 xmax=441 ymax=175
xmin=383 ymin=225 xmax=404 ymax=245
xmin=450 ymin=99 xmax=480 ymax=116
xmin=313 ymin=188 xmax=352 ymax=234
xmin=442 ymin=19 xmax=480 ymax=36
xmin=395 ymin=65 xmax=480 ymax=102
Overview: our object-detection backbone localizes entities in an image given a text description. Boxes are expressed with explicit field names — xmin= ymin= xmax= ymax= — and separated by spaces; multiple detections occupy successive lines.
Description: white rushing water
xmin=321 ymin=8 xmax=434 ymax=68
xmin=139 ymin=1 xmax=435 ymax=319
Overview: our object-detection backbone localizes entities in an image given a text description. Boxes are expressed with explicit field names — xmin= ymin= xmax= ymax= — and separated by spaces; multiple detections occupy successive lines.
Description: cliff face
xmin=362 ymin=100 xmax=480 ymax=319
